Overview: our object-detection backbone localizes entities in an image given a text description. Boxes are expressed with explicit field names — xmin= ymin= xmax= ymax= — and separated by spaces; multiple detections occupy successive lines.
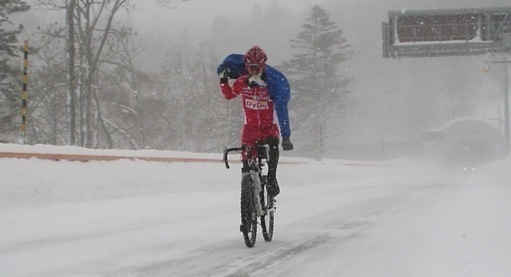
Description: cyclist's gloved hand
xmin=218 ymin=65 xmax=229 ymax=84
xmin=282 ymin=137 xmax=293 ymax=151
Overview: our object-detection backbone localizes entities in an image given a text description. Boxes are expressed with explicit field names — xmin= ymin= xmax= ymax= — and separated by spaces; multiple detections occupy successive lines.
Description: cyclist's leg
xmin=241 ymin=124 xmax=258 ymax=162
xmin=264 ymin=136 xmax=279 ymax=177
xmin=263 ymin=125 xmax=280 ymax=196
xmin=241 ymin=125 xmax=257 ymax=173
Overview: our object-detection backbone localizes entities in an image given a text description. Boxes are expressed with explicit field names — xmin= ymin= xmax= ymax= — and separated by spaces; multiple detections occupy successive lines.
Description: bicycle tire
xmin=240 ymin=174 xmax=257 ymax=247
xmin=260 ymin=178 xmax=274 ymax=242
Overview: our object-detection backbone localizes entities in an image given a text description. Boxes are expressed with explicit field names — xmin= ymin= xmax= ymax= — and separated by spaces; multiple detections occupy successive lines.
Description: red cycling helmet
xmin=244 ymin=45 xmax=267 ymax=72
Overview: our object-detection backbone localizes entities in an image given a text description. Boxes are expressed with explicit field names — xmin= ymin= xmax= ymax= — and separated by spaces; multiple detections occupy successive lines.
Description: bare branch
xmin=156 ymin=0 xmax=192 ymax=9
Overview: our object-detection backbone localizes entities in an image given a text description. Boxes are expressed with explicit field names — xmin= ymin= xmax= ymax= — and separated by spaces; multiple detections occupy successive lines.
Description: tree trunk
xmin=66 ymin=0 xmax=76 ymax=145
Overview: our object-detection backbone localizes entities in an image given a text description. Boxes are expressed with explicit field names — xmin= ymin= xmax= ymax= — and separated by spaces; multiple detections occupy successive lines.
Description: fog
xmin=130 ymin=0 xmax=510 ymax=159
xmin=18 ymin=0 xmax=511 ymax=161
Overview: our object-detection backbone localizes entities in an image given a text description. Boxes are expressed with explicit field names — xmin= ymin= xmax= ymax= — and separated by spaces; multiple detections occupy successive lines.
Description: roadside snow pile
xmin=1 ymin=143 xmax=508 ymax=207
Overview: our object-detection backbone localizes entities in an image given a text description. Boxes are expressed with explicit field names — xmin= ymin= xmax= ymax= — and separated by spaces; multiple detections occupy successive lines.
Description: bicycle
xmin=223 ymin=144 xmax=276 ymax=248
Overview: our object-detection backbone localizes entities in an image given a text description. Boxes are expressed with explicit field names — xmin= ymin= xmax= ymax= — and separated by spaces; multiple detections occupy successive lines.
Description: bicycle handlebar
xmin=223 ymin=144 xmax=270 ymax=170
xmin=223 ymin=147 xmax=242 ymax=169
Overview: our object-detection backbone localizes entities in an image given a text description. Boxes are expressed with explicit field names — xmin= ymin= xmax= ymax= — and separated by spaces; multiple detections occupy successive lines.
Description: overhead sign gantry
xmin=382 ymin=7 xmax=511 ymax=58
xmin=382 ymin=7 xmax=511 ymax=150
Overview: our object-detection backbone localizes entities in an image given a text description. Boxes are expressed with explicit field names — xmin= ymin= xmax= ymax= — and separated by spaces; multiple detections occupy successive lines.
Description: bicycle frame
xmin=224 ymin=144 xmax=270 ymax=217
xmin=224 ymin=144 xmax=275 ymax=246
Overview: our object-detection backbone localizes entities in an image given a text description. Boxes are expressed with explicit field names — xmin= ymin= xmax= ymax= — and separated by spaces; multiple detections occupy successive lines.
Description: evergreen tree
xmin=0 ymin=0 xmax=30 ymax=139
xmin=283 ymin=5 xmax=352 ymax=159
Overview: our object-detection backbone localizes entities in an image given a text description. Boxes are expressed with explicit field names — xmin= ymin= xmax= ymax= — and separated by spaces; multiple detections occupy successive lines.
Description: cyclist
xmin=217 ymin=45 xmax=294 ymax=198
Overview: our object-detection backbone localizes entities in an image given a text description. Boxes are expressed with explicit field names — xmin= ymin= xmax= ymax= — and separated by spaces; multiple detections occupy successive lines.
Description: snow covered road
xmin=1 ymin=146 xmax=510 ymax=276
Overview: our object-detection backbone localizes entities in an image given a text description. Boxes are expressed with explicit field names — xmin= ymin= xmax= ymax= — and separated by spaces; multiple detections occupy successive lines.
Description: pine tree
xmin=0 ymin=0 xmax=30 ymax=138
xmin=283 ymin=5 xmax=351 ymax=159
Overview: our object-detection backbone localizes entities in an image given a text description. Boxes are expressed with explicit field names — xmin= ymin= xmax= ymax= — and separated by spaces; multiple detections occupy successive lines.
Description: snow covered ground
xmin=1 ymin=143 xmax=510 ymax=276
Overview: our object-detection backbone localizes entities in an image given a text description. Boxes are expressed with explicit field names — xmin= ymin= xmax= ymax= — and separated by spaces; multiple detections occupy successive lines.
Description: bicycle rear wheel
xmin=240 ymin=174 xmax=257 ymax=247
xmin=260 ymin=187 xmax=274 ymax=242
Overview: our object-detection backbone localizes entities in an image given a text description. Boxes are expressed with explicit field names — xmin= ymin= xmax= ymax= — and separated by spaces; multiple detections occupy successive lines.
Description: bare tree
xmin=96 ymin=28 xmax=149 ymax=149
xmin=23 ymin=22 xmax=70 ymax=145
xmin=29 ymin=0 xmax=174 ymax=148
xmin=66 ymin=0 xmax=76 ymax=145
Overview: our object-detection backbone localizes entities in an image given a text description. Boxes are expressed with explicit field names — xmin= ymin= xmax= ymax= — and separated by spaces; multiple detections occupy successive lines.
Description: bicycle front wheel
xmin=240 ymin=174 xmax=257 ymax=247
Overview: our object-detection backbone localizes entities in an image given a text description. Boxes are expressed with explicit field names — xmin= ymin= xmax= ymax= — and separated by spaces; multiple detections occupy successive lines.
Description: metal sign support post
xmin=493 ymin=57 xmax=511 ymax=148
xmin=506 ymin=58 xmax=510 ymax=148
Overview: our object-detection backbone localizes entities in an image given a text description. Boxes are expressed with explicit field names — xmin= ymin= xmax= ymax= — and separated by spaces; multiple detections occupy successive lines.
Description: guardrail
xmin=0 ymin=144 xmax=393 ymax=166
xmin=0 ymin=148 xmax=305 ymax=165
xmin=0 ymin=152 xmax=227 ymax=163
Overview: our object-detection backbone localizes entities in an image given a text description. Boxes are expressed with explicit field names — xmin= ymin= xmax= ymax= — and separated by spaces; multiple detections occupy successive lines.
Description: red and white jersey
xmin=220 ymin=75 xmax=277 ymax=127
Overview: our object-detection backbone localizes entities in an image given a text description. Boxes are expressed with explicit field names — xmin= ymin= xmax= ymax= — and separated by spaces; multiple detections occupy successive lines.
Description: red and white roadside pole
xmin=20 ymin=39 xmax=28 ymax=144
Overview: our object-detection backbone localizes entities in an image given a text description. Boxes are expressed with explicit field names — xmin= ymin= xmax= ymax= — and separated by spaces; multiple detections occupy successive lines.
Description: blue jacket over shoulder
xmin=217 ymin=54 xmax=291 ymax=139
